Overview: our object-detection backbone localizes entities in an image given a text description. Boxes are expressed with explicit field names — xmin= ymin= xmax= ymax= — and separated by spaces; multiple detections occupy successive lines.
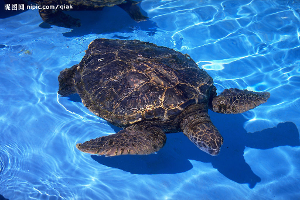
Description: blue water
xmin=1 ymin=0 xmax=300 ymax=199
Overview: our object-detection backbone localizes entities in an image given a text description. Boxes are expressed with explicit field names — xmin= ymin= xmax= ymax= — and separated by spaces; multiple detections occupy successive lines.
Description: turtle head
xmin=58 ymin=64 xmax=78 ymax=96
xmin=186 ymin=124 xmax=223 ymax=156
xmin=195 ymin=139 xmax=222 ymax=156
xmin=180 ymin=106 xmax=223 ymax=156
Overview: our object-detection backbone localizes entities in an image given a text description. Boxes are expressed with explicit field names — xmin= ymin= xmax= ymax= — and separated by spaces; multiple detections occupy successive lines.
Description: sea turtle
xmin=5 ymin=0 xmax=147 ymax=28
xmin=58 ymin=39 xmax=270 ymax=156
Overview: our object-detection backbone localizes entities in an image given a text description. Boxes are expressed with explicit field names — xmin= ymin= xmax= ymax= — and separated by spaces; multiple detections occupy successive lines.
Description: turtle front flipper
xmin=118 ymin=0 xmax=148 ymax=21
xmin=180 ymin=108 xmax=223 ymax=156
xmin=211 ymin=88 xmax=270 ymax=114
xmin=76 ymin=124 xmax=166 ymax=156
xmin=39 ymin=8 xmax=80 ymax=28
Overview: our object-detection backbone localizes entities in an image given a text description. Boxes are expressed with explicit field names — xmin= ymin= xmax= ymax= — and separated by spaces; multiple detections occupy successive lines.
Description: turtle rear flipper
xmin=76 ymin=124 xmax=166 ymax=156
xmin=211 ymin=88 xmax=270 ymax=114
xmin=118 ymin=0 xmax=148 ymax=21
xmin=39 ymin=9 xmax=81 ymax=28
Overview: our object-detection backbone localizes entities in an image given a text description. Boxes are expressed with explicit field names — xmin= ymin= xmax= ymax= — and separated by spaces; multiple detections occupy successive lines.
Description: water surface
xmin=0 ymin=0 xmax=300 ymax=199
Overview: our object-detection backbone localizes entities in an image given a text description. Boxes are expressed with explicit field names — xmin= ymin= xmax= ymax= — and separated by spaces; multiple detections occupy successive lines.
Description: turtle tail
xmin=58 ymin=65 xmax=78 ymax=96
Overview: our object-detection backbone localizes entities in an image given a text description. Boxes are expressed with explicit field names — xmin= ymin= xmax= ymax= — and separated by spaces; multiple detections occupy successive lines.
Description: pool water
xmin=1 ymin=0 xmax=300 ymax=199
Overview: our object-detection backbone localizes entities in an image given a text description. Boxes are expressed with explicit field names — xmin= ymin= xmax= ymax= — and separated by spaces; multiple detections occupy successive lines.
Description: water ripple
xmin=145 ymin=0 xmax=300 ymax=132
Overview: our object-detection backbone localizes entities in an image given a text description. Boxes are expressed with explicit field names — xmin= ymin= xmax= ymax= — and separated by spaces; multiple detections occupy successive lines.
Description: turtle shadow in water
xmin=91 ymin=112 xmax=300 ymax=188
xmin=60 ymin=6 xmax=157 ymax=37
xmin=0 ymin=194 xmax=9 ymax=200
xmin=67 ymin=93 xmax=82 ymax=103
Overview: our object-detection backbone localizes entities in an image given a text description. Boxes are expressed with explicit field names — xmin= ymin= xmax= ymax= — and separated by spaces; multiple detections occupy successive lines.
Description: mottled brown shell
xmin=73 ymin=39 xmax=215 ymax=127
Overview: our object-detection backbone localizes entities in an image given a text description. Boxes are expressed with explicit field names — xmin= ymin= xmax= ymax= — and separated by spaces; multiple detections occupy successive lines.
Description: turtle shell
xmin=73 ymin=39 xmax=215 ymax=127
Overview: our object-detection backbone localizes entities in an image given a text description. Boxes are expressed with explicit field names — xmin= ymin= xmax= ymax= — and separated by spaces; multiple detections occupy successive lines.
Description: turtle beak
xmin=76 ymin=142 xmax=98 ymax=154
xmin=207 ymin=148 xmax=221 ymax=156
xmin=76 ymin=143 xmax=82 ymax=149
xmin=197 ymin=142 xmax=221 ymax=156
